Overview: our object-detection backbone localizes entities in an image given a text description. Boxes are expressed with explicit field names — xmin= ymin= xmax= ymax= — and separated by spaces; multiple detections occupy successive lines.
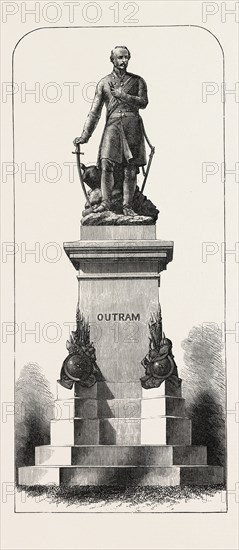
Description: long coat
xmin=81 ymin=71 xmax=148 ymax=166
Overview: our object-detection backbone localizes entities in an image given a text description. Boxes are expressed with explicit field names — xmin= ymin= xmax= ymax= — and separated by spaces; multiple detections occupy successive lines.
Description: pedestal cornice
xmin=64 ymin=239 xmax=174 ymax=274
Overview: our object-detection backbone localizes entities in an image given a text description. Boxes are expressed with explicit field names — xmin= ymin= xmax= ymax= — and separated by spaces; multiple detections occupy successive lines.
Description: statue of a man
xmin=74 ymin=46 xmax=149 ymax=216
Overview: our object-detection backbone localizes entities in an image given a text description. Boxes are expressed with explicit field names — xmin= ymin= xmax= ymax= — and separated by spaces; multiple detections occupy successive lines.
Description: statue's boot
xmin=123 ymin=206 xmax=137 ymax=216
xmin=94 ymin=201 xmax=111 ymax=213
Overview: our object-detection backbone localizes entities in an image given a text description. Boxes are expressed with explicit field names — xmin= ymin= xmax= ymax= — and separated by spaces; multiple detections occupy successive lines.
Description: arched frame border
xmin=12 ymin=25 xmax=227 ymax=513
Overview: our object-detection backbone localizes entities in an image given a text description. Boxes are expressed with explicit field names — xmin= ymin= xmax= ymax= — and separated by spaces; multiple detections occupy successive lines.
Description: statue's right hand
xmin=73 ymin=136 xmax=88 ymax=146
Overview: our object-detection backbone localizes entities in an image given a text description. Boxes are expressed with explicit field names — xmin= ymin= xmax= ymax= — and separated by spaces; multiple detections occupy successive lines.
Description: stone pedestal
xmin=63 ymin=226 xmax=173 ymax=384
xmin=18 ymin=226 xmax=224 ymax=487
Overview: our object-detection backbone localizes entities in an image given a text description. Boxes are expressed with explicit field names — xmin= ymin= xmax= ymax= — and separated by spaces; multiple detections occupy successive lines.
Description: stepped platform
xmin=18 ymin=381 xmax=223 ymax=487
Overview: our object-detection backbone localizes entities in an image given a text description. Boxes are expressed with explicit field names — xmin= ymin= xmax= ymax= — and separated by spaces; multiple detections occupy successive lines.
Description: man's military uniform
xmin=81 ymin=70 xmax=148 ymax=210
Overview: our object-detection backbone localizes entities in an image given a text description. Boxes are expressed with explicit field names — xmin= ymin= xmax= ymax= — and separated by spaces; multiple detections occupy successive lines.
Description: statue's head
xmin=110 ymin=46 xmax=131 ymax=70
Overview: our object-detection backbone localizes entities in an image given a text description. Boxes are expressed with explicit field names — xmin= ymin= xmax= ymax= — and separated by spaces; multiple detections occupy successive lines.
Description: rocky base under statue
xmin=80 ymin=163 xmax=159 ymax=225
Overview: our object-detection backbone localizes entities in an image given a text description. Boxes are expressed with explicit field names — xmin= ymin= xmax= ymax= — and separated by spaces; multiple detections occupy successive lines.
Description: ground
xmin=16 ymin=484 xmax=226 ymax=513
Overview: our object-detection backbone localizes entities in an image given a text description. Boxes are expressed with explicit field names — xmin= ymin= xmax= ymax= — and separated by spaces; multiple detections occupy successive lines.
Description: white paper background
xmin=1 ymin=1 xmax=238 ymax=548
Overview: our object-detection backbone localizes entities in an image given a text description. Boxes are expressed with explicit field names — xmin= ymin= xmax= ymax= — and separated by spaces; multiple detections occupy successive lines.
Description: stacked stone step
xmin=18 ymin=380 xmax=224 ymax=487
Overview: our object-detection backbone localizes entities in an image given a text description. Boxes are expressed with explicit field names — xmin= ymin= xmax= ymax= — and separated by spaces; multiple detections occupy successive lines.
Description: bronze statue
xmin=74 ymin=46 xmax=149 ymax=217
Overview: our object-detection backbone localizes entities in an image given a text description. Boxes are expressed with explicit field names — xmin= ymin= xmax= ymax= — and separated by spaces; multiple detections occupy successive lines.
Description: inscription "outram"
xmin=97 ymin=313 xmax=140 ymax=322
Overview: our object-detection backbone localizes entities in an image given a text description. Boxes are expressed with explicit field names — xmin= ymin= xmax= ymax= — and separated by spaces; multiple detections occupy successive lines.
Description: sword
xmin=72 ymin=143 xmax=92 ymax=210
xmin=140 ymin=118 xmax=155 ymax=194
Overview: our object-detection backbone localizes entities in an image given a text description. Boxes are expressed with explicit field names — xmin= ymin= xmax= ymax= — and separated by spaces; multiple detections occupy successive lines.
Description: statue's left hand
xmin=109 ymin=82 xmax=123 ymax=99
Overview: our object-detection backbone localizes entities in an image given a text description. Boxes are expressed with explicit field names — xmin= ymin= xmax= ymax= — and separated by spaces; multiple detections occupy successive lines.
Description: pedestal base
xmin=19 ymin=465 xmax=224 ymax=487
xmin=18 ymin=381 xmax=224 ymax=487
xmin=18 ymin=227 xmax=224 ymax=488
